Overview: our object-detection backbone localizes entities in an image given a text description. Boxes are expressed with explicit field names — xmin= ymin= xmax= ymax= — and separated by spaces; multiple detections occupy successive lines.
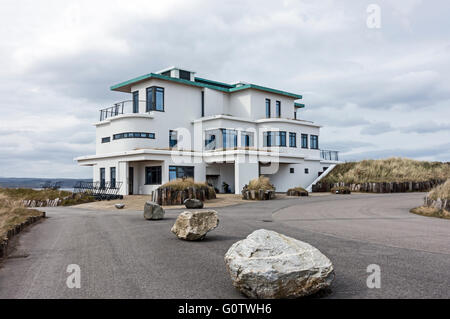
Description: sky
xmin=0 ymin=0 xmax=449 ymax=178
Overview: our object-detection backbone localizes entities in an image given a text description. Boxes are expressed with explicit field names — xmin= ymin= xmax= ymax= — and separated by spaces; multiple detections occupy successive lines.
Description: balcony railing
xmin=99 ymin=100 xmax=147 ymax=121
xmin=320 ymin=150 xmax=339 ymax=161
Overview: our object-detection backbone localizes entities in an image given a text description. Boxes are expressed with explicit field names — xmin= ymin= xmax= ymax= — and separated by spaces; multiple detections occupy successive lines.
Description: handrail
xmin=99 ymin=100 xmax=147 ymax=121
xmin=320 ymin=150 xmax=339 ymax=161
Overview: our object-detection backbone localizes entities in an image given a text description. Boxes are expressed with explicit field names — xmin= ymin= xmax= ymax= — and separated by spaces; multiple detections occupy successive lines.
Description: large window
xmin=289 ymin=132 xmax=296 ymax=147
xmin=169 ymin=130 xmax=177 ymax=148
xmin=241 ymin=132 xmax=254 ymax=147
xmin=265 ymin=99 xmax=271 ymax=118
xmin=222 ymin=129 xmax=237 ymax=149
xmin=100 ymin=168 xmax=105 ymax=189
xmin=310 ymin=135 xmax=319 ymax=149
xmin=132 ymin=91 xmax=139 ymax=113
xmin=113 ymin=132 xmax=155 ymax=140
xmin=276 ymin=101 xmax=281 ymax=118
xmin=145 ymin=166 xmax=162 ymax=185
xmin=263 ymin=131 xmax=273 ymax=147
xmin=276 ymin=131 xmax=286 ymax=147
xmin=110 ymin=167 xmax=116 ymax=188
xmin=301 ymin=134 xmax=308 ymax=149
xmin=169 ymin=166 xmax=194 ymax=181
xmin=146 ymin=86 xmax=164 ymax=112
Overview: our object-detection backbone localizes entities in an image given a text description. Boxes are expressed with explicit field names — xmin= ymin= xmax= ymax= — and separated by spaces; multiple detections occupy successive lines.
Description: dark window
xmin=169 ymin=166 xmax=194 ymax=181
xmin=242 ymin=132 xmax=253 ymax=147
xmin=101 ymin=137 xmax=110 ymax=143
xmin=146 ymin=86 xmax=164 ymax=112
xmin=222 ymin=129 xmax=237 ymax=149
xmin=169 ymin=130 xmax=177 ymax=148
xmin=205 ymin=133 xmax=216 ymax=150
xmin=110 ymin=167 xmax=116 ymax=188
xmin=290 ymin=168 xmax=295 ymax=174
xmin=289 ymin=132 xmax=296 ymax=147
xmin=310 ymin=135 xmax=319 ymax=149
xmin=276 ymin=101 xmax=281 ymax=117
xmin=132 ymin=91 xmax=139 ymax=113
xmin=263 ymin=131 xmax=273 ymax=147
xmin=179 ymin=70 xmax=191 ymax=80
xmin=294 ymin=111 xmax=297 ymax=120
xmin=276 ymin=131 xmax=286 ymax=147
xmin=113 ymin=132 xmax=155 ymax=140
xmin=301 ymin=134 xmax=308 ymax=148
xmin=161 ymin=70 xmax=171 ymax=77
xmin=100 ymin=168 xmax=105 ymax=189
xmin=201 ymin=91 xmax=205 ymax=117
xmin=304 ymin=168 xmax=309 ymax=174
xmin=265 ymin=99 xmax=271 ymax=118
xmin=145 ymin=166 xmax=162 ymax=185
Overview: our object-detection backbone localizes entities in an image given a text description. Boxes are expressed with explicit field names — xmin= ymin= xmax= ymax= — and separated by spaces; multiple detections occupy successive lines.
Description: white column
xmin=234 ymin=155 xmax=259 ymax=195
xmin=118 ymin=161 xmax=129 ymax=196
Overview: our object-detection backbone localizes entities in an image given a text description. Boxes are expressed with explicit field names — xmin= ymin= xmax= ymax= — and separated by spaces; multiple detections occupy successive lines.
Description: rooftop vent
xmin=156 ymin=66 xmax=196 ymax=81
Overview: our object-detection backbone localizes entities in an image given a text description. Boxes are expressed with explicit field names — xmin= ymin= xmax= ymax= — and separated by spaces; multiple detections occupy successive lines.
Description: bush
xmin=287 ymin=187 xmax=308 ymax=196
xmin=247 ymin=176 xmax=275 ymax=191
xmin=161 ymin=178 xmax=211 ymax=191
xmin=331 ymin=186 xmax=351 ymax=194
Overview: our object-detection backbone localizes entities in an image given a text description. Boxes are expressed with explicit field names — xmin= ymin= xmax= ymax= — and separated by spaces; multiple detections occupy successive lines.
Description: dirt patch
xmin=410 ymin=206 xmax=450 ymax=220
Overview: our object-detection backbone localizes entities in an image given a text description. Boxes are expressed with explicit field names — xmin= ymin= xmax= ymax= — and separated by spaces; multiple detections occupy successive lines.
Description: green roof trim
xmin=295 ymin=103 xmax=305 ymax=108
xmin=111 ymin=73 xmax=303 ymax=99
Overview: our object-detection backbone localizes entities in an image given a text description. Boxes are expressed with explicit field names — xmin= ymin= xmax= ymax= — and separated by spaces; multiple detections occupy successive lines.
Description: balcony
xmin=99 ymin=100 xmax=147 ymax=121
xmin=320 ymin=150 xmax=339 ymax=161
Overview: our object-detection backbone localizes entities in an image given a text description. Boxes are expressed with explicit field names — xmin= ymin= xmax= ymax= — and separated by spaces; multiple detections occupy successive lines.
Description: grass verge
xmin=410 ymin=207 xmax=450 ymax=220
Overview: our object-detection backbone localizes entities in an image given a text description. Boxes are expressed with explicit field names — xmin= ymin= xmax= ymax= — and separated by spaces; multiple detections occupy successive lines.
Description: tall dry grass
xmin=322 ymin=158 xmax=450 ymax=184
xmin=247 ymin=176 xmax=275 ymax=191
xmin=428 ymin=179 xmax=450 ymax=200
xmin=160 ymin=178 xmax=216 ymax=197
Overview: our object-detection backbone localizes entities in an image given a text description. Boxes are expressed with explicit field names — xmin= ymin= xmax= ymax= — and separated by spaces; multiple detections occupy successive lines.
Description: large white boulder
xmin=224 ymin=229 xmax=334 ymax=298
xmin=171 ymin=210 xmax=219 ymax=240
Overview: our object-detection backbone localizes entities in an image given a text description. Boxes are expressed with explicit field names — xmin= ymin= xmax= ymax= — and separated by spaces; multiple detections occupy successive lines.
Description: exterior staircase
xmin=306 ymin=164 xmax=337 ymax=192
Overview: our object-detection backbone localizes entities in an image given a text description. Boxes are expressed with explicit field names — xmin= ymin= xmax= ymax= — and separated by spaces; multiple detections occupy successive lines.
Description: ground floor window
xmin=145 ymin=166 xmax=162 ymax=185
xmin=169 ymin=166 xmax=194 ymax=181
xmin=100 ymin=168 xmax=105 ymax=189
xmin=110 ymin=167 xmax=116 ymax=188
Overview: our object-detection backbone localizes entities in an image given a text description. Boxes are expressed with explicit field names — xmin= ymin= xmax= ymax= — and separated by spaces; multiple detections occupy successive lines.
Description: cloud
xmin=0 ymin=0 xmax=449 ymax=178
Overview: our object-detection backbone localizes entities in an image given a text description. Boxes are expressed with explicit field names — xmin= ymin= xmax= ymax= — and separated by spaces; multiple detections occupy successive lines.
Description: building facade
xmin=76 ymin=67 xmax=339 ymax=195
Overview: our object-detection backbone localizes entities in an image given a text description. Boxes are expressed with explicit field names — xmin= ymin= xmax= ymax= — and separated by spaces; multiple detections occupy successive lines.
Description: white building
xmin=76 ymin=67 xmax=339 ymax=195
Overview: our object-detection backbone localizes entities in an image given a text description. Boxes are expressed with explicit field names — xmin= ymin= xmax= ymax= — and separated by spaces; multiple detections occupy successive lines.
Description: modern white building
xmin=76 ymin=67 xmax=339 ymax=195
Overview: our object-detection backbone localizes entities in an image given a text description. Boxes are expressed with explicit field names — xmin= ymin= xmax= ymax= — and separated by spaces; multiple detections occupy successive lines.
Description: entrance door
xmin=128 ymin=167 xmax=134 ymax=195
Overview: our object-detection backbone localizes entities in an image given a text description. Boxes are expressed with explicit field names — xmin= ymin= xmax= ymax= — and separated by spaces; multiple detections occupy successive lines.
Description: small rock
xmin=144 ymin=201 xmax=165 ymax=220
xmin=115 ymin=203 xmax=125 ymax=209
xmin=184 ymin=198 xmax=204 ymax=209
xmin=224 ymin=229 xmax=334 ymax=299
xmin=171 ymin=210 xmax=219 ymax=240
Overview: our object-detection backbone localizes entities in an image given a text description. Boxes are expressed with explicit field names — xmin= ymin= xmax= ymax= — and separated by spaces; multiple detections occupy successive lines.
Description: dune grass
xmin=287 ymin=186 xmax=308 ymax=193
xmin=0 ymin=188 xmax=72 ymax=201
xmin=322 ymin=158 xmax=450 ymax=184
xmin=410 ymin=207 xmax=450 ymax=220
xmin=0 ymin=195 xmax=43 ymax=241
xmin=160 ymin=178 xmax=216 ymax=197
xmin=428 ymin=179 xmax=450 ymax=200
xmin=247 ymin=176 xmax=275 ymax=191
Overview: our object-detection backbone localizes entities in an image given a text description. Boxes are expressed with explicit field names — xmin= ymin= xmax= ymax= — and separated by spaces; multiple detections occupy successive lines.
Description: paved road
xmin=0 ymin=193 xmax=449 ymax=298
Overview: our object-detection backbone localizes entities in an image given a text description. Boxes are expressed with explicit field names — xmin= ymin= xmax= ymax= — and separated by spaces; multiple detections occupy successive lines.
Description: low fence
xmin=151 ymin=186 xmax=216 ymax=205
xmin=312 ymin=179 xmax=446 ymax=193
xmin=424 ymin=195 xmax=450 ymax=211
xmin=241 ymin=189 xmax=276 ymax=200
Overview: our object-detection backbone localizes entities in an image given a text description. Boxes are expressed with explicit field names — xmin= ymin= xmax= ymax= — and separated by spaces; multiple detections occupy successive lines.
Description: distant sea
xmin=0 ymin=177 xmax=92 ymax=189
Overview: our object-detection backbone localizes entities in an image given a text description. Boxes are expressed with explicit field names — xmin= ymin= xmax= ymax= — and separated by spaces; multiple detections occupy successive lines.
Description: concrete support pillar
xmin=234 ymin=155 xmax=259 ymax=195
xmin=118 ymin=161 xmax=129 ymax=196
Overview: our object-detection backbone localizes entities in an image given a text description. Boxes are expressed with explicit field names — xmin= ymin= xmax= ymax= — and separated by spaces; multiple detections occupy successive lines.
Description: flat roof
xmin=110 ymin=72 xmax=303 ymax=100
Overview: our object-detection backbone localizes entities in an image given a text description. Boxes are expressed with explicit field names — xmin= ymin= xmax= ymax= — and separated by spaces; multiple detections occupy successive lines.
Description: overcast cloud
xmin=0 ymin=0 xmax=449 ymax=178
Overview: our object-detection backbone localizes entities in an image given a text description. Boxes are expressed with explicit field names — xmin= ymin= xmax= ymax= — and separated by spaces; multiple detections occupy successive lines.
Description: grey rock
xmin=184 ymin=198 xmax=204 ymax=209
xmin=144 ymin=201 xmax=165 ymax=220
xmin=115 ymin=203 xmax=125 ymax=209
xmin=224 ymin=229 xmax=334 ymax=299
xmin=171 ymin=210 xmax=219 ymax=240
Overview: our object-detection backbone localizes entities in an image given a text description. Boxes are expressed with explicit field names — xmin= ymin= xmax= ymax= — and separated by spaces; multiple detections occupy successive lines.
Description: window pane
xmin=146 ymin=87 xmax=153 ymax=112
xmin=133 ymin=91 xmax=139 ymax=113
xmin=265 ymin=99 xmax=271 ymax=118
xmin=155 ymin=88 xmax=164 ymax=111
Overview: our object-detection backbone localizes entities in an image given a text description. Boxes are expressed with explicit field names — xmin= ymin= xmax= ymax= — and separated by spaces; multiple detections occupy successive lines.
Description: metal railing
xmin=99 ymin=100 xmax=147 ymax=121
xmin=320 ymin=150 xmax=339 ymax=161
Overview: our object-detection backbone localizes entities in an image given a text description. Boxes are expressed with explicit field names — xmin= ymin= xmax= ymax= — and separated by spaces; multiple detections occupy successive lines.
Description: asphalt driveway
xmin=0 ymin=193 xmax=449 ymax=298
